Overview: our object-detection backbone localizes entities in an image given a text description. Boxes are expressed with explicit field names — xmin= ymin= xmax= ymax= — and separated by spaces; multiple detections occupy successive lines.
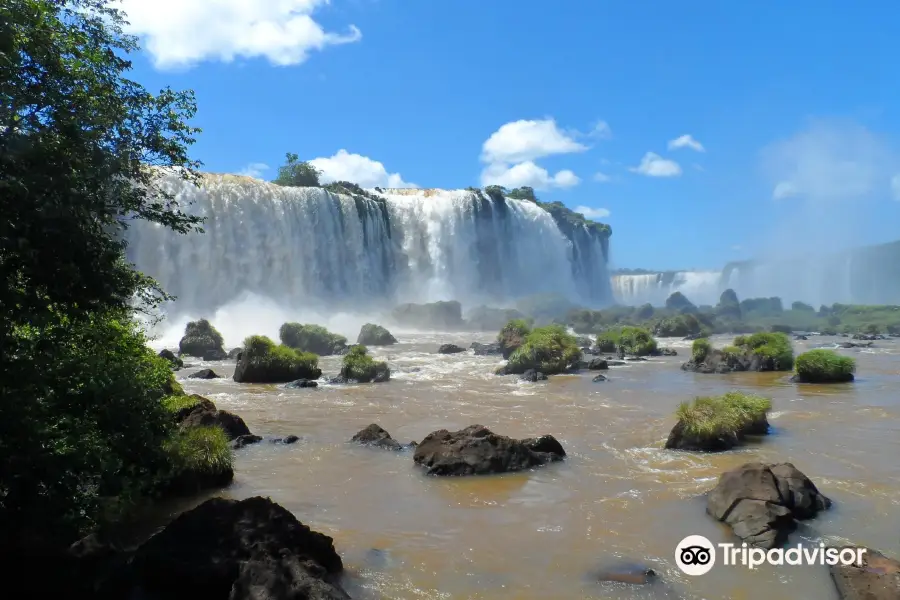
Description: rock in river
xmin=830 ymin=547 xmax=900 ymax=600
xmin=129 ymin=496 xmax=349 ymax=599
xmin=188 ymin=368 xmax=220 ymax=379
xmin=350 ymin=423 xmax=415 ymax=451
xmin=413 ymin=424 xmax=565 ymax=476
xmin=438 ymin=343 xmax=466 ymax=354
xmin=706 ymin=462 xmax=831 ymax=548
xmin=519 ymin=369 xmax=548 ymax=382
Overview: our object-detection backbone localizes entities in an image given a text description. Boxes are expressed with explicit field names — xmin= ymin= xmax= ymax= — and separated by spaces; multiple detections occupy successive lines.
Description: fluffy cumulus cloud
xmin=481 ymin=161 xmax=580 ymax=190
xmin=762 ymin=120 xmax=897 ymax=202
xmin=668 ymin=134 xmax=705 ymax=152
xmin=309 ymin=149 xmax=416 ymax=188
xmin=574 ymin=206 xmax=610 ymax=219
xmin=236 ymin=162 xmax=269 ymax=178
xmin=479 ymin=118 xmax=589 ymax=190
xmin=118 ymin=0 xmax=361 ymax=70
xmin=630 ymin=152 xmax=682 ymax=177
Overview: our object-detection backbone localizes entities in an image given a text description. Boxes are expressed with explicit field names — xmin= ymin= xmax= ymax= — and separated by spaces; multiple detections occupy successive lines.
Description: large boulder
xmin=279 ymin=323 xmax=347 ymax=355
xmin=356 ymin=323 xmax=397 ymax=346
xmin=159 ymin=348 xmax=184 ymax=370
xmin=339 ymin=345 xmax=390 ymax=383
xmin=706 ymin=462 xmax=831 ymax=548
xmin=181 ymin=404 xmax=251 ymax=441
xmin=129 ymin=496 xmax=349 ymax=600
xmin=413 ymin=424 xmax=565 ymax=476
xmin=178 ymin=319 xmax=227 ymax=361
xmin=189 ymin=368 xmax=220 ymax=379
xmin=497 ymin=319 xmax=530 ymax=359
xmin=586 ymin=358 xmax=608 ymax=370
xmin=830 ymin=548 xmax=900 ymax=600
xmin=470 ymin=342 xmax=502 ymax=356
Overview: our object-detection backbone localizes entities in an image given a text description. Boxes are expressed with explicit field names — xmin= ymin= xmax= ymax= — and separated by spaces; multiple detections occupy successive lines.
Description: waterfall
xmin=611 ymin=271 xmax=722 ymax=306
xmin=126 ymin=174 xmax=613 ymax=318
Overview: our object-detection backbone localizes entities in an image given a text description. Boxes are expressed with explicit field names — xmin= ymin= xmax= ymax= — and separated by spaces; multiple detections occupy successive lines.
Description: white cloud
xmin=309 ymin=149 xmax=416 ymax=188
xmin=118 ymin=0 xmax=361 ymax=70
xmin=668 ymin=134 xmax=705 ymax=152
xmin=630 ymin=152 xmax=682 ymax=177
xmin=236 ymin=162 xmax=269 ymax=179
xmin=590 ymin=121 xmax=613 ymax=139
xmin=762 ymin=120 xmax=896 ymax=202
xmin=575 ymin=206 xmax=610 ymax=219
xmin=480 ymin=119 xmax=588 ymax=164
xmin=593 ymin=172 xmax=611 ymax=182
xmin=480 ymin=161 xmax=580 ymax=190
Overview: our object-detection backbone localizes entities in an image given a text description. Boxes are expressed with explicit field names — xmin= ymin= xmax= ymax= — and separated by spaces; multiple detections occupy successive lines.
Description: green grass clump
xmin=507 ymin=324 xmax=581 ymax=374
xmin=675 ymin=391 xmax=772 ymax=439
xmin=595 ymin=329 xmax=620 ymax=352
xmin=340 ymin=345 xmax=390 ymax=382
xmin=734 ymin=331 xmax=794 ymax=370
xmin=235 ymin=335 xmax=321 ymax=383
xmin=596 ymin=326 xmax=657 ymax=356
xmin=162 ymin=394 xmax=200 ymax=415
xmin=279 ymin=322 xmax=346 ymax=355
xmin=794 ymin=349 xmax=856 ymax=383
xmin=162 ymin=425 xmax=233 ymax=487
xmin=691 ymin=338 xmax=712 ymax=362
xmin=498 ymin=318 xmax=531 ymax=343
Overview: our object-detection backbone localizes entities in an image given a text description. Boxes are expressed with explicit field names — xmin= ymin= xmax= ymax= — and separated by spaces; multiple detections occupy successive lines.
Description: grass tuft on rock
xmin=595 ymin=326 xmax=657 ymax=356
xmin=675 ymin=391 xmax=771 ymax=439
xmin=734 ymin=331 xmax=794 ymax=370
xmin=505 ymin=324 xmax=581 ymax=375
xmin=340 ymin=345 xmax=390 ymax=383
xmin=234 ymin=335 xmax=321 ymax=383
xmin=279 ymin=322 xmax=346 ymax=355
xmin=794 ymin=349 xmax=856 ymax=383
xmin=161 ymin=425 xmax=234 ymax=493
xmin=691 ymin=338 xmax=712 ymax=362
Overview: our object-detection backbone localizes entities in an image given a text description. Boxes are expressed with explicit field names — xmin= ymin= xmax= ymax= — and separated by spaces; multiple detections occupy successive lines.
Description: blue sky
xmin=124 ymin=0 xmax=900 ymax=270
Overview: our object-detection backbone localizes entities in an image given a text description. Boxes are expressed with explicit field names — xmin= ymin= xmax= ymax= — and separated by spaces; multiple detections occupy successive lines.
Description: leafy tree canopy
xmin=273 ymin=152 xmax=321 ymax=187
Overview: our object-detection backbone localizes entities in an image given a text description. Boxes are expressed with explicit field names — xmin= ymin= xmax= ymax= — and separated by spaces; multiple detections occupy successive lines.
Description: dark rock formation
xmin=830 ymin=548 xmax=900 ymax=600
xmin=605 ymin=359 xmax=627 ymax=366
xmin=795 ymin=335 xmax=809 ymax=340
xmin=592 ymin=374 xmax=608 ymax=382
xmin=357 ymin=323 xmax=397 ymax=346
xmin=129 ymin=496 xmax=348 ymax=599
xmin=681 ymin=348 xmax=784 ymax=374
xmin=232 ymin=434 xmax=263 ymax=449
xmin=586 ymin=358 xmax=608 ymax=370
xmin=519 ymin=369 xmax=548 ymax=382
xmin=181 ymin=404 xmax=251 ymax=441
xmin=159 ymin=348 xmax=184 ymax=370
xmin=706 ymin=462 xmax=831 ymax=548
xmin=350 ymin=424 xmax=415 ymax=451
xmin=470 ymin=341 xmax=503 ymax=356
xmin=437 ymin=343 xmax=466 ymax=354
xmin=271 ymin=435 xmax=300 ymax=445
xmin=591 ymin=560 xmax=657 ymax=585
xmin=285 ymin=379 xmax=319 ymax=388
xmin=654 ymin=347 xmax=678 ymax=356
xmin=665 ymin=421 xmax=740 ymax=452
xmin=188 ymin=368 xmax=220 ymax=379
xmin=413 ymin=424 xmax=565 ymax=476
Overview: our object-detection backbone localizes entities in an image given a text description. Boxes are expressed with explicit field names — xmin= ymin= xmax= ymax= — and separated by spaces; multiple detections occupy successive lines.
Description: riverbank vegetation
xmin=794 ymin=349 xmax=856 ymax=383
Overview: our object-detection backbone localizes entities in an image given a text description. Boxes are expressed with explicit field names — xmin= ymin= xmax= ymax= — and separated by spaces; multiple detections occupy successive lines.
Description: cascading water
xmin=611 ymin=271 xmax=722 ymax=306
xmin=126 ymin=174 xmax=613 ymax=321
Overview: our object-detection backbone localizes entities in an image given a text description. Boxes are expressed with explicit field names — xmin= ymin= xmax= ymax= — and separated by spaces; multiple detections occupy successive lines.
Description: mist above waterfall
xmin=128 ymin=173 xmax=613 ymax=342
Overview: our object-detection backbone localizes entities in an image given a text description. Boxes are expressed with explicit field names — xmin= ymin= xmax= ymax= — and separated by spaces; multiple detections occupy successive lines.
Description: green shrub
xmin=279 ymin=322 xmax=346 ymax=355
xmin=691 ymin=338 xmax=712 ymax=362
xmin=178 ymin=319 xmax=227 ymax=360
xmin=794 ymin=349 xmax=856 ymax=383
xmin=675 ymin=391 xmax=772 ymax=439
xmin=162 ymin=394 xmax=202 ymax=415
xmin=618 ymin=326 xmax=657 ymax=356
xmin=498 ymin=318 xmax=532 ymax=356
xmin=506 ymin=324 xmax=581 ymax=374
xmin=233 ymin=335 xmax=321 ymax=383
xmin=734 ymin=331 xmax=794 ymax=370
xmin=722 ymin=345 xmax=742 ymax=360
xmin=655 ymin=313 xmax=702 ymax=337
xmin=595 ymin=329 xmax=620 ymax=353
xmin=340 ymin=345 xmax=390 ymax=382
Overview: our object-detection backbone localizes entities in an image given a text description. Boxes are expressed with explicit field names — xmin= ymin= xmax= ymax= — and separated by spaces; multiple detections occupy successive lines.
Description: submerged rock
xmin=470 ymin=341 xmax=502 ymax=356
xmin=232 ymin=434 xmax=263 ymax=449
xmin=285 ymin=378 xmax=319 ymax=388
xmin=188 ymin=368 xmax=220 ymax=379
xmin=591 ymin=560 xmax=657 ymax=585
xmin=271 ymin=435 xmax=300 ymax=445
xmin=413 ymin=424 xmax=565 ymax=476
xmin=437 ymin=343 xmax=466 ymax=354
xmin=350 ymin=424 xmax=415 ymax=451
xmin=591 ymin=374 xmax=608 ymax=382
xmin=830 ymin=547 xmax=900 ymax=600
xmin=129 ymin=496 xmax=348 ymax=599
xmin=586 ymin=358 xmax=609 ymax=370
xmin=655 ymin=347 xmax=678 ymax=356
xmin=519 ymin=369 xmax=548 ymax=382
xmin=706 ymin=462 xmax=831 ymax=548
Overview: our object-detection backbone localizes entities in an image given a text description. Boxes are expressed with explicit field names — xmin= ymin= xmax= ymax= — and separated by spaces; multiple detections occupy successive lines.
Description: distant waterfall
xmin=611 ymin=271 xmax=722 ymax=306
xmin=126 ymin=174 xmax=613 ymax=316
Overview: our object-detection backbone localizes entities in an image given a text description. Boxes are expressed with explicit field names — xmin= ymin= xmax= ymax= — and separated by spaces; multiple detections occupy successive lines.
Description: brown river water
xmin=156 ymin=333 xmax=900 ymax=599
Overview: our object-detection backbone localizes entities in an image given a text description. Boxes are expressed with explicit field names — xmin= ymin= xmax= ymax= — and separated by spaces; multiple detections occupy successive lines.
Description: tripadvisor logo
xmin=675 ymin=535 xmax=867 ymax=575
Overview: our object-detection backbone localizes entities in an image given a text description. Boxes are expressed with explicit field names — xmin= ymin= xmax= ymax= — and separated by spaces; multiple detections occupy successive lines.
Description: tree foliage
xmin=272 ymin=152 xmax=321 ymax=187
xmin=1 ymin=0 xmax=205 ymax=545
